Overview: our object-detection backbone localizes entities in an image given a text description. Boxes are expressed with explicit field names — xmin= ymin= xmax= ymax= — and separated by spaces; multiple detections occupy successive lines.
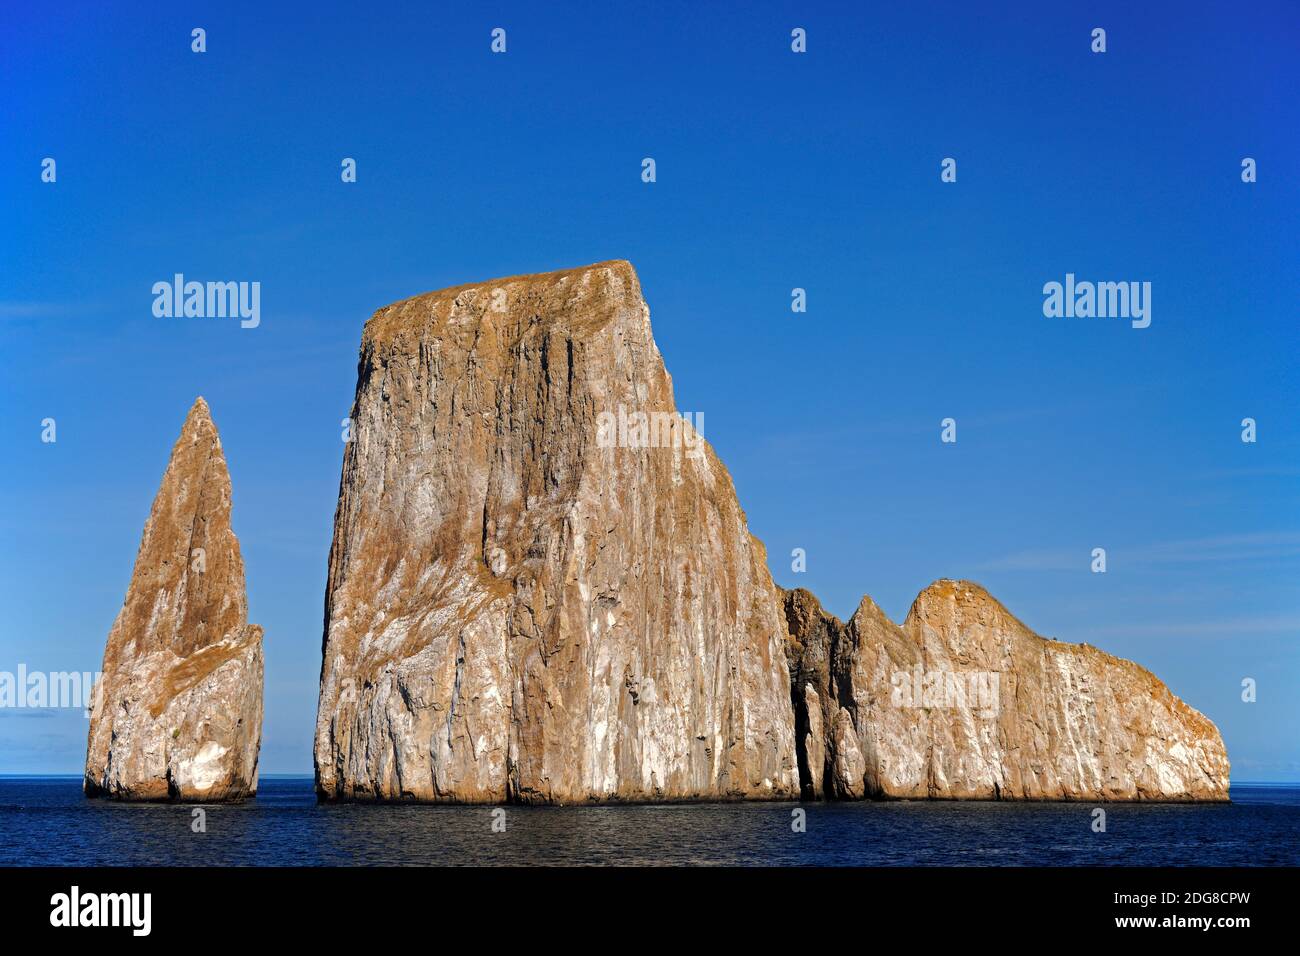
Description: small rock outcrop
xmin=85 ymin=398 xmax=263 ymax=802
xmin=784 ymin=581 xmax=1230 ymax=801
xmin=314 ymin=260 xmax=797 ymax=802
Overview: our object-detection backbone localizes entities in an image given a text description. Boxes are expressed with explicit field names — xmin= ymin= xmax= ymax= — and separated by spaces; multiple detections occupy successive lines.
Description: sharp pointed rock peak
xmin=84 ymin=398 xmax=263 ymax=802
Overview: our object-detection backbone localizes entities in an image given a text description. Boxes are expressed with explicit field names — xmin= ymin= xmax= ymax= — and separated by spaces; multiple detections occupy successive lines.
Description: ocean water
xmin=1 ymin=777 xmax=1296 ymax=866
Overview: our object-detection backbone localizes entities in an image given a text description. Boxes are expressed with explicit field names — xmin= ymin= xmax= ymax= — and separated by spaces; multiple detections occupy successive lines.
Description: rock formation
xmin=784 ymin=580 xmax=1230 ymax=801
xmin=313 ymin=258 xmax=1226 ymax=805
xmin=314 ymin=260 xmax=798 ymax=802
xmin=85 ymin=398 xmax=263 ymax=802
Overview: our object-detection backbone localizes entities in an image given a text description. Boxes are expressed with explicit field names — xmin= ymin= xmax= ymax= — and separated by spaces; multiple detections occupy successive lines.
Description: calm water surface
xmin=2 ymin=777 xmax=1296 ymax=866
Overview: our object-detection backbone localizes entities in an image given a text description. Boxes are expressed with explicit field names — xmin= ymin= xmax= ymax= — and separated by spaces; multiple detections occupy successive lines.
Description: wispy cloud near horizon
xmin=0 ymin=301 xmax=100 ymax=321
xmin=978 ymin=531 xmax=1300 ymax=572
xmin=1075 ymin=614 xmax=1300 ymax=639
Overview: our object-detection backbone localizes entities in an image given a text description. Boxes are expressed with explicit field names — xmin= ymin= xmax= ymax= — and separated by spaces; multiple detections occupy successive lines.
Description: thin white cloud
xmin=1195 ymin=467 xmax=1300 ymax=480
xmin=0 ymin=302 xmax=54 ymax=319
xmin=1076 ymin=615 xmax=1300 ymax=638
xmin=0 ymin=301 xmax=95 ymax=320
xmin=978 ymin=531 xmax=1300 ymax=572
xmin=975 ymin=548 xmax=1079 ymax=572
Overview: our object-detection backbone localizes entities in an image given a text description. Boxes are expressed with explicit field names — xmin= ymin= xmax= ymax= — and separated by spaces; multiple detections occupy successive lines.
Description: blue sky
xmin=2 ymin=1 xmax=1297 ymax=780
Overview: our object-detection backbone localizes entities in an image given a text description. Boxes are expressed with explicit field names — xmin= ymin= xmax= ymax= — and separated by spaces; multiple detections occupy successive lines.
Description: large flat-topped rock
xmin=314 ymin=261 xmax=798 ymax=802
xmin=311 ymin=258 xmax=1227 ymax=805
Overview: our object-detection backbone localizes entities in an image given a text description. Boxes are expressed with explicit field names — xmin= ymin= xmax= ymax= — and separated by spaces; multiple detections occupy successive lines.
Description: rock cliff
xmin=784 ymin=581 xmax=1230 ymax=801
xmin=314 ymin=260 xmax=798 ymax=802
xmin=85 ymin=398 xmax=263 ymax=802
xmin=313 ymin=259 xmax=1226 ymax=805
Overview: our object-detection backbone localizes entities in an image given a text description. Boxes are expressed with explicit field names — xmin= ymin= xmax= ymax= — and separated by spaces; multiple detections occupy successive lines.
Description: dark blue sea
xmin=1 ymin=777 xmax=1296 ymax=866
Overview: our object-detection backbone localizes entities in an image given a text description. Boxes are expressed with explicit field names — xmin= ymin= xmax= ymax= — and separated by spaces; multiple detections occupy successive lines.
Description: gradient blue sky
xmin=2 ymin=1 xmax=1297 ymax=779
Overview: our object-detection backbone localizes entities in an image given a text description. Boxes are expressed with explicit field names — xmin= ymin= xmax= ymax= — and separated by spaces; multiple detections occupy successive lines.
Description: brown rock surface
xmin=85 ymin=398 xmax=263 ymax=802
xmin=784 ymin=581 xmax=1229 ymax=801
xmin=314 ymin=260 xmax=798 ymax=802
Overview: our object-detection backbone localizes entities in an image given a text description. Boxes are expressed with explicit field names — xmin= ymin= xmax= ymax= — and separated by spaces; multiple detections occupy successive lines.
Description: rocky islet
xmin=85 ymin=398 xmax=264 ymax=802
xmin=86 ymin=261 xmax=1229 ymax=805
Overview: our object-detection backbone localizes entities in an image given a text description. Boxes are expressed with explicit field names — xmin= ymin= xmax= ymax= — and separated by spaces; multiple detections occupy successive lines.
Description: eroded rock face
xmin=315 ymin=260 xmax=797 ymax=803
xmin=784 ymin=581 xmax=1229 ymax=801
xmin=311 ymin=257 xmax=1225 ymax=805
xmin=85 ymin=398 xmax=263 ymax=802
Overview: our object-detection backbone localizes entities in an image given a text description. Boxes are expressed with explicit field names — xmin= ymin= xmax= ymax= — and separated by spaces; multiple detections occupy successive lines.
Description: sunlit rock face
xmin=314 ymin=260 xmax=798 ymax=803
xmin=85 ymin=398 xmax=264 ymax=803
xmin=309 ymin=257 xmax=1227 ymax=806
xmin=784 ymin=581 xmax=1229 ymax=802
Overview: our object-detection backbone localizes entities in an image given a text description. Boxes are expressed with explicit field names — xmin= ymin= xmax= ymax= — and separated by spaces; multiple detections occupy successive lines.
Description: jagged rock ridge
xmin=784 ymin=581 xmax=1230 ymax=801
xmin=314 ymin=260 xmax=798 ymax=802
xmin=85 ymin=398 xmax=263 ymax=802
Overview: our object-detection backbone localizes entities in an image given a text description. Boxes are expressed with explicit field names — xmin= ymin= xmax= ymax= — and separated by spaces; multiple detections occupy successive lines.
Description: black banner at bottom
xmin=0 ymin=865 xmax=1286 ymax=942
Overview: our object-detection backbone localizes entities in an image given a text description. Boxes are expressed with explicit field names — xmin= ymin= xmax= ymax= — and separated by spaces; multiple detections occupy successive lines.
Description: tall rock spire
xmin=85 ymin=398 xmax=264 ymax=801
